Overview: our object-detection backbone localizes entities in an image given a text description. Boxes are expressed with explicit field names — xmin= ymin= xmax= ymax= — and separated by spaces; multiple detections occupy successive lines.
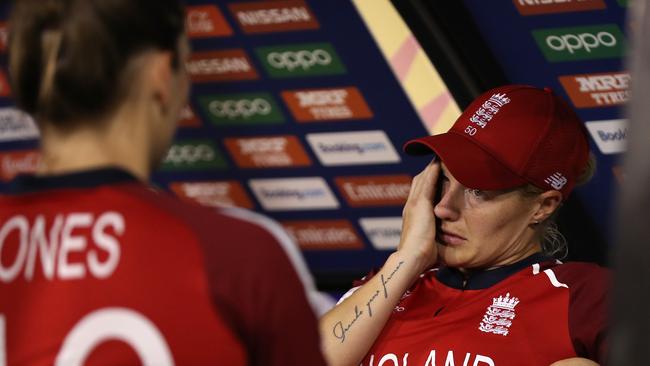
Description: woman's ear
xmin=145 ymin=51 xmax=174 ymax=114
xmin=531 ymin=190 xmax=563 ymax=224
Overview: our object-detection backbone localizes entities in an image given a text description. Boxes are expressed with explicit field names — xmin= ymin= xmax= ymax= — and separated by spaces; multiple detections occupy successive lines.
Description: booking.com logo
xmin=533 ymin=24 xmax=625 ymax=62
xmin=256 ymin=43 xmax=346 ymax=78
xmin=198 ymin=93 xmax=284 ymax=126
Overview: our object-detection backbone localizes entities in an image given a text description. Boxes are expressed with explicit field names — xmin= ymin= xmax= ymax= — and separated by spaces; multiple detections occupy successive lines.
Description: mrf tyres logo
xmin=559 ymin=71 xmax=629 ymax=108
xmin=585 ymin=119 xmax=628 ymax=155
xmin=170 ymin=180 xmax=254 ymax=209
xmin=533 ymin=24 xmax=625 ymax=62
xmin=224 ymin=135 xmax=311 ymax=168
xmin=162 ymin=140 xmax=227 ymax=170
xmin=306 ymin=130 xmax=401 ymax=166
xmin=198 ymin=92 xmax=284 ymax=126
xmin=0 ymin=108 xmax=40 ymax=142
xmin=281 ymin=86 xmax=373 ymax=122
xmin=249 ymin=177 xmax=339 ymax=211
xmin=255 ymin=43 xmax=346 ymax=78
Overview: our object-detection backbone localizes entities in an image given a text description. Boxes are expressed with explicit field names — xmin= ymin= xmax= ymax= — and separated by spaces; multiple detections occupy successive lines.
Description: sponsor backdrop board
xmin=461 ymin=0 xmax=629 ymax=243
xmin=0 ymin=0 xmax=461 ymax=280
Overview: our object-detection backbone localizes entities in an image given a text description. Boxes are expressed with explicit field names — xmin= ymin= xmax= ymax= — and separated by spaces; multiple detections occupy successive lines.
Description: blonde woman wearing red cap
xmin=320 ymin=85 xmax=607 ymax=366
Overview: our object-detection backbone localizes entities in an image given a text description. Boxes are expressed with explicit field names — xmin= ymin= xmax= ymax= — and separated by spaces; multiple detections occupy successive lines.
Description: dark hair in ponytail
xmin=9 ymin=0 xmax=184 ymax=125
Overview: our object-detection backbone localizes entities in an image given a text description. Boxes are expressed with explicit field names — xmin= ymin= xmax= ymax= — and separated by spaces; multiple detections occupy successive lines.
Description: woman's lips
xmin=438 ymin=229 xmax=466 ymax=246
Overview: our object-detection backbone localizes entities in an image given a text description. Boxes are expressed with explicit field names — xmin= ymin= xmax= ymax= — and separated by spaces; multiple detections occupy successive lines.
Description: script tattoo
xmin=332 ymin=261 xmax=404 ymax=343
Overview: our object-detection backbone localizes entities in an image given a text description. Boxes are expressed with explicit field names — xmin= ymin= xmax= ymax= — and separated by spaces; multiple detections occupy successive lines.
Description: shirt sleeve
xmin=196 ymin=211 xmax=327 ymax=366
xmin=554 ymin=263 xmax=610 ymax=364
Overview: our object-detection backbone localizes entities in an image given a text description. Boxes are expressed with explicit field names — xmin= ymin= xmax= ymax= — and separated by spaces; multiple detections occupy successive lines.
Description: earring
xmin=532 ymin=220 xmax=540 ymax=225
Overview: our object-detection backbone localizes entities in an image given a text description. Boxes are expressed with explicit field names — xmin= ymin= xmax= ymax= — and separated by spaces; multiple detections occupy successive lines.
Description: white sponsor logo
xmin=544 ymin=172 xmax=568 ymax=190
xmin=366 ymin=351 xmax=495 ymax=366
xmin=479 ymin=293 xmax=520 ymax=336
xmin=238 ymin=7 xmax=311 ymax=26
xmin=585 ymin=119 xmax=627 ymax=154
xmin=188 ymin=10 xmax=216 ymax=34
xmin=576 ymin=73 xmax=630 ymax=105
xmin=306 ymin=130 xmax=400 ymax=166
xmin=0 ymin=108 xmax=39 ymax=142
xmin=267 ymin=49 xmax=331 ymax=71
xmin=468 ymin=93 xmax=511 ymax=130
xmin=209 ymin=98 xmax=271 ymax=119
xmin=186 ymin=57 xmax=251 ymax=75
xmin=238 ymin=137 xmax=287 ymax=154
xmin=249 ymin=177 xmax=339 ymax=211
xmin=546 ymin=31 xmax=617 ymax=54
xmin=1 ymin=152 xmax=41 ymax=179
xmin=358 ymin=217 xmax=402 ymax=250
xmin=297 ymin=89 xmax=348 ymax=107
xmin=164 ymin=144 xmax=215 ymax=164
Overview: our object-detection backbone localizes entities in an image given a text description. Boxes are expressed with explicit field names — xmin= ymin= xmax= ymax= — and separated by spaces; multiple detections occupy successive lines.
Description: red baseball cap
xmin=404 ymin=85 xmax=590 ymax=199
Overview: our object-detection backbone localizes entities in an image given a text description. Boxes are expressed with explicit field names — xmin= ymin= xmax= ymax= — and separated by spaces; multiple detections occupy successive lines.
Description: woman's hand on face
xmin=549 ymin=358 xmax=598 ymax=366
xmin=397 ymin=159 xmax=440 ymax=273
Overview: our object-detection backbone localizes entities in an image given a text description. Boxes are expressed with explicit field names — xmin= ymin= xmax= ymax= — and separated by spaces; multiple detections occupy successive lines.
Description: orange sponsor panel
xmin=186 ymin=49 xmax=258 ymax=82
xmin=282 ymin=86 xmax=373 ymax=122
xmin=281 ymin=219 xmax=364 ymax=250
xmin=177 ymin=104 xmax=201 ymax=127
xmin=335 ymin=175 xmax=412 ymax=207
xmin=0 ymin=150 xmax=41 ymax=181
xmin=228 ymin=0 xmax=319 ymax=34
xmin=170 ymin=180 xmax=254 ymax=209
xmin=186 ymin=5 xmax=233 ymax=38
xmin=559 ymin=71 xmax=629 ymax=108
xmin=224 ymin=135 xmax=311 ymax=168
xmin=513 ymin=0 xmax=606 ymax=15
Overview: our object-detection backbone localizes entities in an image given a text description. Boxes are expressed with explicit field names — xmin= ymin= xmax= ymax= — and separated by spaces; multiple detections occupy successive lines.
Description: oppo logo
xmin=164 ymin=144 xmax=215 ymax=164
xmin=209 ymin=98 xmax=272 ymax=118
xmin=546 ymin=31 xmax=616 ymax=54
xmin=267 ymin=49 xmax=332 ymax=71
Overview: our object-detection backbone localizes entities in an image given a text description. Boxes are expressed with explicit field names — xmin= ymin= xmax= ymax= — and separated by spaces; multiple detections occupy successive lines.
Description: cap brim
xmin=403 ymin=132 xmax=528 ymax=191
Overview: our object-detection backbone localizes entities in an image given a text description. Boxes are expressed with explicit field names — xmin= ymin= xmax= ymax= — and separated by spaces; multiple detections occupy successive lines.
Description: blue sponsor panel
xmin=461 ymin=0 xmax=628 ymax=243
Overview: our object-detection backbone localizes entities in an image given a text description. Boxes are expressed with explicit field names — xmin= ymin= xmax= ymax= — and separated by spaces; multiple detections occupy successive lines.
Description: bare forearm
xmin=319 ymin=252 xmax=426 ymax=366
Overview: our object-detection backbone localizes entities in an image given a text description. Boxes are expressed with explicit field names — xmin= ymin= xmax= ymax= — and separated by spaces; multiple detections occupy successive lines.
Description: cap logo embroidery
xmin=469 ymin=93 xmax=511 ymax=129
xmin=479 ymin=293 xmax=519 ymax=336
xmin=544 ymin=172 xmax=568 ymax=190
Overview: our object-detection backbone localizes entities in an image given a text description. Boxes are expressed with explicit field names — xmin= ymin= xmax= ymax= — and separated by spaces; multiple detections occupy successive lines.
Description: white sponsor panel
xmin=585 ymin=119 xmax=627 ymax=154
xmin=0 ymin=108 xmax=39 ymax=142
xmin=359 ymin=217 xmax=402 ymax=250
xmin=306 ymin=130 xmax=400 ymax=166
xmin=249 ymin=177 xmax=339 ymax=211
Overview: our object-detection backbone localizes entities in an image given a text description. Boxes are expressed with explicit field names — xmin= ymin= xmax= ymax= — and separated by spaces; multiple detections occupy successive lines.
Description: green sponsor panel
xmin=255 ymin=43 xmax=346 ymax=78
xmin=161 ymin=140 xmax=228 ymax=170
xmin=533 ymin=24 xmax=625 ymax=62
xmin=617 ymin=0 xmax=628 ymax=6
xmin=198 ymin=92 xmax=285 ymax=126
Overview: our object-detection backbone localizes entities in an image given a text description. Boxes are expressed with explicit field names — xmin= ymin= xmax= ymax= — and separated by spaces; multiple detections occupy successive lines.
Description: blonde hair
xmin=522 ymin=152 xmax=597 ymax=259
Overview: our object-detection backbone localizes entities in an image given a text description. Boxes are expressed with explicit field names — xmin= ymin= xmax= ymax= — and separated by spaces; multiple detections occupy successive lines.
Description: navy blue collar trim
xmin=436 ymin=252 xmax=551 ymax=290
xmin=6 ymin=167 xmax=139 ymax=194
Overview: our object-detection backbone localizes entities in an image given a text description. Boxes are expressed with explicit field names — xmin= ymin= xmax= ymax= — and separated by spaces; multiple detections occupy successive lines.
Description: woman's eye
xmin=466 ymin=188 xmax=484 ymax=198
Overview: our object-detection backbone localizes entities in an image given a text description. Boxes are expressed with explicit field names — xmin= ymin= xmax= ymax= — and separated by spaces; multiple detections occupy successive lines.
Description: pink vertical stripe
xmin=419 ymin=92 xmax=452 ymax=132
xmin=390 ymin=35 xmax=419 ymax=81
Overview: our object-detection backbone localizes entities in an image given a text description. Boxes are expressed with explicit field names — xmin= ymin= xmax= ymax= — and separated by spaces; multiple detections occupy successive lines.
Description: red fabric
xmin=0 ymin=182 xmax=325 ymax=365
xmin=352 ymin=260 xmax=608 ymax=365
xmin=404 ymin=85 xmax=590 ymax=199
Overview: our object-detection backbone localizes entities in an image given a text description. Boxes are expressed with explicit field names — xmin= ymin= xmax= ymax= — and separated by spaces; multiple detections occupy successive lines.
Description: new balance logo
xmin=544 ymin=172 xmax=568 ymax=190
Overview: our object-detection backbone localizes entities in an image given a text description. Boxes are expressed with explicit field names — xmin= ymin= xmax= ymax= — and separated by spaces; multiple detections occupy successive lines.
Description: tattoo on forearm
xmin=332 ymin=261 xmax=405 ymax=343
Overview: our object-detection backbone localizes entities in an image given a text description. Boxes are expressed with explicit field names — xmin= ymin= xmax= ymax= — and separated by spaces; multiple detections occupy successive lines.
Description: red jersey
xmin=346 ymin=254 xmax=608 ymax=366
xmin=0 ymin=168 xmax=326 ymax=366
